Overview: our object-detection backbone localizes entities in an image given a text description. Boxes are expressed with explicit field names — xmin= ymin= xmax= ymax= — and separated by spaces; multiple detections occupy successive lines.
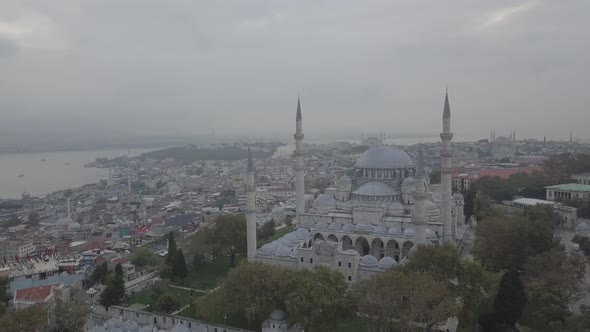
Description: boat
xmin=64 ymin=162 xmax=70 ymax=165
xmin=40 ymin=158 xmax=46 ymax=162
xmin=18 ymin=174 xmax=24 ymax=178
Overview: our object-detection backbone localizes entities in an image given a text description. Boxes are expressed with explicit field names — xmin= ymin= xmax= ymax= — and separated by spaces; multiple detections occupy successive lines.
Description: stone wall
xmin=89 ymin=305 xmax=253 ymax=332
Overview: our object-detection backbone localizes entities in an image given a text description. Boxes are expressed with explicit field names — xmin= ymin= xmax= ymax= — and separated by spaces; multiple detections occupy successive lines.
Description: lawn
xmin=180 ymin=256 xmax=243 ymax=290
xmin=126 ymin=285 xmax=198 ymax=312
xmin=268 ymin=225 xmax=294 ymax=242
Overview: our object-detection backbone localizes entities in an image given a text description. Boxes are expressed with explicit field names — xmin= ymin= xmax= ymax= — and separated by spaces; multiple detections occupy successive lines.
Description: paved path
xmin=171 ymin=304 xmax=190 ymax=315
xmin=168 ymin=284 xmax=209 ymax=294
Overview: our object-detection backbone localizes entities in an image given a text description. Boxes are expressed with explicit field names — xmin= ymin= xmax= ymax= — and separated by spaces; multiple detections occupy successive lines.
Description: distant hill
xmin=141 ymin=145 xmax=277 ymax=164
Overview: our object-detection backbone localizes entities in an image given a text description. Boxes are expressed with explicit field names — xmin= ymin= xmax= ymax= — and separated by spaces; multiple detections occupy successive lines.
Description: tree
xmin=5 ymin=214 xmax=22 ymax=227
xmin=100 ymin=263 xmax=126 ymax=308
xmin=129 ymin=247 xmax=156 ymax=267
xmin=0 ymin=277 xmax=10 ymax=314
xmin=207 ymin=215 xmax=247 ymax=267
xmin=493 ymin=269 xmax=527 ymax=327
xmin=166 ymin=231 xmax=177 ymax=263
xmin=157 ymin=294 xmax=181 ymax=313
xmin=429 ymin=170 xmax=441 ymax=183
xmin=173 ymin=249 xmax=188 ymax=283
xmin=54 ymin=287 xmax=92 ymax=332
xmin=402 ymin=244 xmax=485 ymax=329
xmin=257 ymin=220 xmax=276 ymax=242
xmin=27 ymin=212 xmax=40 ymax=226
xmin=91 ymin=262 xmax=110 ymax=285
xmin=355 ymin=270 xmax=458 ymax=331
xmin=285 ymin=266 xmax=353 ymax=331
xmin=524 ymin=248 xmax=587 ymax=305
xmin=0 ymin=305 xmax=47 ymax=331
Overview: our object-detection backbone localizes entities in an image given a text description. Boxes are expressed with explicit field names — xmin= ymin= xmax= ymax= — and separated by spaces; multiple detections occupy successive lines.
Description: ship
xmin=18 ymin=174 xmax=24 ymax=178
xmin=64 ymin=162 xmax=70 ymax=165
xmin=40 ymin=158 xmax=46 ymax=162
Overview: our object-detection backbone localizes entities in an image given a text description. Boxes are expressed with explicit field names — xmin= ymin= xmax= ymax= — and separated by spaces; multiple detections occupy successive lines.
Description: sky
xmin=0 ymin=0 xmax=589 ymax=147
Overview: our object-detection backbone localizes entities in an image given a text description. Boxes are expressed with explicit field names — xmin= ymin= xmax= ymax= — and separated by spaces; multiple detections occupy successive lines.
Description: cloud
xmin=481 ymin=1 xmax=538 ymax=28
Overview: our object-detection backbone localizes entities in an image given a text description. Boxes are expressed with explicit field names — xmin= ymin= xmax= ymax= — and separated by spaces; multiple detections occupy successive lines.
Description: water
xmin=0 ymin=148 xmax=158 ymax=199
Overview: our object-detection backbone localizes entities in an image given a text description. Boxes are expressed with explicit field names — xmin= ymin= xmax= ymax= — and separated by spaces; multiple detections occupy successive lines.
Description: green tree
xmin=91 ymin=262 xmax=110 ymax=285
xmin=257 ymin=219 xmax=276 ymax=242
xmin=207 ymin=215 xmax=247 ymax=267
xmin=173 ymin=249 xmax=188 ymax=283
xmin=494 ymin=269 xmax=527 ymax=327
xmin=166 ymin=231 xmax=177 ymax=263
xmin=129 ymin=247 xmax=156 ymax=267
xmin=0 ymin=305 xmax=47 ymax=331
xmin=402 ymin=244 xmax=485 ymax=329
xmin=156 ymin=294 xmax=182 ymax=313
xmin=285 ymin=266 xmax=353 ymax=331
xmin=27 ymin=212 xmax=40 ymax=226
xmin=355 ymin=270 xmax=458 ymax=331
xmin=100 ymin=263 xmax=126 ymax=308
xmin=0 ymin=277 xmax=10 ymax=314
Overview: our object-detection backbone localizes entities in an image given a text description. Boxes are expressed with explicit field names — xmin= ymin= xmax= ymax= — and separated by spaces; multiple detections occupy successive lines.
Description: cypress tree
xmin=493 ymin=269 xmax=527 ymax=326
xmin=174 ymin=249 xmax=188 ymax=283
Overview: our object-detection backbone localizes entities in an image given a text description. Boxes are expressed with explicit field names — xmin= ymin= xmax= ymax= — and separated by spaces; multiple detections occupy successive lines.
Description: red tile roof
xmin=453 ymin=166 xmax=542 ymax=181
xmin=15 ymin=284 xmax=59 ymax=302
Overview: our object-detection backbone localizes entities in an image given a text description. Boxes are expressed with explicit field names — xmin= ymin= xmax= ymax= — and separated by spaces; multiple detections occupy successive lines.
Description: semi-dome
xmin=353 ymin=182 xmax=396 ymax=196
xmin=425 ymin=200 xmax=439 ymax=212
xmin=360 ymin=254 xmax=379 ymax=267
xmin=389 ymin=202 xmax=404 ymax=211
xmin=338 ymin=175 xmax=352 ymax=183
xmin=378 ymin=256 xmax=397 ymax=269
xmin=425 ymin=228 xmax=436 ymax=238
xmin=402 ymin=176 xmax=415 ymax=186
xmin=56 ymin=216 xmax=73 ymax=227
xmin=356 ymin=146 xmax=415 ymax=169
xmin=388 ymin=225 xmax=402 ymax=235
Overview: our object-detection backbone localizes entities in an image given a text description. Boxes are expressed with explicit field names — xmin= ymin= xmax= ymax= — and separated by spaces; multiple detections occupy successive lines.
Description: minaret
xmin=294 ymin=97 xmax=305 ymax=224
xmin=246 ymin=147 xmax=257 ymax=260
xmin=412 ymin=145 xmax=428 ymax=245
xmin=66 ymin=198 xmax=71 ymax=218
xmin=440 ymin=90 xmax=454 ymax=244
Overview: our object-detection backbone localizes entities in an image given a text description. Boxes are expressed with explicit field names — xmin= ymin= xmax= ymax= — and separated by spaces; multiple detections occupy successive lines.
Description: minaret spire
xmin=245 ymin=146 xmax=257 ymax=260
xmin=440 ymin=90 xmax=454 ymax=244
xmin=293 ymin=97 xmax=305 ymax=224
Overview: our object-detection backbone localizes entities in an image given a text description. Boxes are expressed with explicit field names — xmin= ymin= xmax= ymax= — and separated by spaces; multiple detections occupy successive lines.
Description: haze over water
xmin=0 ymin=148 xmax=156 ymax=199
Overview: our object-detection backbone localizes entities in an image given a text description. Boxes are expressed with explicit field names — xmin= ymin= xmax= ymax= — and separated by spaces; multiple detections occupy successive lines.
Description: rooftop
xmin=14 ymin=284 xmax=60 ymax=302
xmin=545 ymin=183 xmax=590 ymax=192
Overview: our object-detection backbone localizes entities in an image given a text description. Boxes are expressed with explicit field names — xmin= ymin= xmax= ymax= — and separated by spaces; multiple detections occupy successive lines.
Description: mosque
xmin=245 ymin=92 xmax=465 ymax=283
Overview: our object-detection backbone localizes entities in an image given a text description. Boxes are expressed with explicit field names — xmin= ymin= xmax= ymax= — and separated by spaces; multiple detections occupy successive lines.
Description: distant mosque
xmin=245 ymin=92 xmax=465 ymax=283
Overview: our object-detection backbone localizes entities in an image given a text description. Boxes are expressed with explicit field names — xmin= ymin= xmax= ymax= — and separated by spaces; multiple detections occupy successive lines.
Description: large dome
xmin=356 ymin=146 xmax=415 ymax=169
xmin=353 ymin=181 xmax=396 ymax=196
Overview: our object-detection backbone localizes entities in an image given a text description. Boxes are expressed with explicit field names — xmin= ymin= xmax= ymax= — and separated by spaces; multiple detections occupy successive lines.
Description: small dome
xmin=378 ymin=256 xmax=397 ymax=269
xmin=285 ymin=233 xmax=300 ymax=242
xmin=353 ymin=182 xmax=397 ymax=197
xmin=68 ymin=222 xmax=81 ymax=230
xmin=328 ymin=223 xmax=342 ymax=230
xmin=425 ymin=200 xmax=439 ymax=212
xmin=338 ymin=175 xmax=352 ymax=183
xmin=315 ymin=221 xmax=329 ymax=229
xmin=453 ymin=192 xmax=464 ymax=200
xmin=342 ymin=224 xmax=356 ymax=232
xmin=356 ymin=146 xmax=415 ymax=169
xmin=360 ymin=254 xmax=379 ymax=267
xmin=270 ymin=309 xmax=287 ymax=322
xmin=258 ymin=243 xmax=276 ymax=256
xmin=342 ymin=249 xmax=358 ymax=255
xmin=355 ymin=223 xmax=373 ymax=231
xmin=372 ymin=225 xmax=387 ymax=234
xmin=577 ymin=222 xmax=590 ymax=232
xmin=87 ymin=287 xmax=97 ymax=294
xmin=275 ymin=246 xmax=292 ymax=257
xmin=389 ymin=202 xmax=404 ymax=211
xmin=388 ymin=225 xmax=403 ymax=235
xmin=314 ymin=194 xmax=337 ymax=207
xmin=276 ymin=237 xmax=291 ymax=246
xmin=171 ymin=324 xmax=189 ymax=332
xmin=56 ymin=216 xmax=73 ymax=226
xmin=403 ymin=227 xmax=415 ymax=236
xmin=123 ymin=320 xmax=139 ymax=332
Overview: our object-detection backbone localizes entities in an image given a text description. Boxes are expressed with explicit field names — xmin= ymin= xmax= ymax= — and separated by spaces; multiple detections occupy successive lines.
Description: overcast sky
xmin=0 ymin=0 xmax=588 ymax=144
